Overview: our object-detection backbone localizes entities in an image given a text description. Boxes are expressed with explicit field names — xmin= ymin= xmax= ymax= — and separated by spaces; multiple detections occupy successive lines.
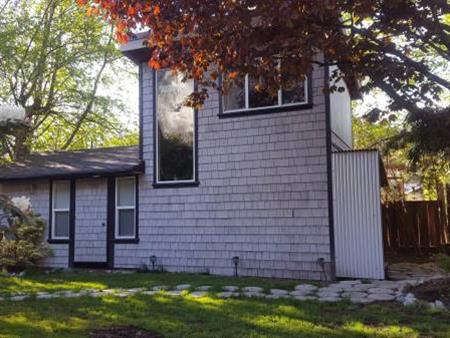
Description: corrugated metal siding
xmin=332 ymin=151 xmax=385 ymax=279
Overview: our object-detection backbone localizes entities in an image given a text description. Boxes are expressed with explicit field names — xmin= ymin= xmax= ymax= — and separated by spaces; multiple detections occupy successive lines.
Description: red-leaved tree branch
xmin=79 ymin=0 xmax=450 ymax=160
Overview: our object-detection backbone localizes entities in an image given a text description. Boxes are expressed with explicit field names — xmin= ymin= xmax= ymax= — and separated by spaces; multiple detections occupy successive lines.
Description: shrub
xmin=435 ymin=253 xmax=450 ymax=273
xmin=0 ymin=195 xmax=52 ymax=273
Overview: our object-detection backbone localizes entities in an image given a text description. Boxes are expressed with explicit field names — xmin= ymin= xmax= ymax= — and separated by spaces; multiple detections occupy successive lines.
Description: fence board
xmin=383 ymin=201 xmax=449 ymax=250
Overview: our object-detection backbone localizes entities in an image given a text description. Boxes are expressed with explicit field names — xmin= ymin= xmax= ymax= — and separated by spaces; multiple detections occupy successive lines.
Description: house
xmin=0 ymin=34 xmax=387 ymax=280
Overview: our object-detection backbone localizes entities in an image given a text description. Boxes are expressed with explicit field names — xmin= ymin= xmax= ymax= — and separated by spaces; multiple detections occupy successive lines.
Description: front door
xmin=73 ymin=178 xmax=108 ymax=268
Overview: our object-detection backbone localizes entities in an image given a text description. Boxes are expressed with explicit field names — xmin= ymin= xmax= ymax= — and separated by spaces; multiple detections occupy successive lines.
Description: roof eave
xmin=0 ymin=161 xmax=145 ymax=183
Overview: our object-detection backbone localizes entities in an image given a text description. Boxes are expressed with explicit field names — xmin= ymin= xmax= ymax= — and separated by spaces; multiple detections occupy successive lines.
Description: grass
xmin=1 ymin=270 xmax=450 ymax=338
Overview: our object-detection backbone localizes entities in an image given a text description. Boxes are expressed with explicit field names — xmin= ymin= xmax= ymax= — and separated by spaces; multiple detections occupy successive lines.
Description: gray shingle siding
xmin=0 ymin=180 xmax=68 ymax=268
xmin=0 ymin=64 xmax=333 ymax=280
xmin=114 ymin=64 xmax=331 ymax=279
xmin=74 ymin=178 xmax=108 ymax=263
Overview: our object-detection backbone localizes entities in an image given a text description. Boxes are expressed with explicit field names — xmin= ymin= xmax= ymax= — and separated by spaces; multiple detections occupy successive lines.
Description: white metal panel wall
xmin=332 ymin=151 xmax=385 ymax=279
xmin=330 ymin=66 xmax=353 ymax=149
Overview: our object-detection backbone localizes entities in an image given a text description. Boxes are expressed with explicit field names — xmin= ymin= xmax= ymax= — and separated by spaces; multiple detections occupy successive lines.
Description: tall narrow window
xmin=52 ymin=181 xmax=70 ymax=240
xmin=155 ymin=70 xmax=196 ymax=184
xmin=115 ymin=177 xmax=136 ymax=239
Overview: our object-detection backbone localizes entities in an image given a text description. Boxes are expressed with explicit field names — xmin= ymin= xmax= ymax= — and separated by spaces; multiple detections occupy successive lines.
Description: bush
xmin=0 ymin=195 xmax=52 ymax=273
xmin=435 ymin=253 xmax=450 ymax=273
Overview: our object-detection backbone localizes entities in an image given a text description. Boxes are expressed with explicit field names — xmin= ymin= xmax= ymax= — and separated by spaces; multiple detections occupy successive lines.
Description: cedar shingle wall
xmin=114 ymin=64 xmax=331 ymax=280
xmin=0 ymin=180 xmax=69 ymax=268
xmin=74 ymin=178 xmax=108 ymax=263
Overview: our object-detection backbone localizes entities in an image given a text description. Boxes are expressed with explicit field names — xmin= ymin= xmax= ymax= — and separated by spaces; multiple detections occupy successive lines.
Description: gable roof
xmin=0 ymin=146 xmax=144 ymax=182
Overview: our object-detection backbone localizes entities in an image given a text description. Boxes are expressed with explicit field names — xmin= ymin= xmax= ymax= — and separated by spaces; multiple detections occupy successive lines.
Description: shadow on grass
xmin=1 ymin=294 xmax=450 ymax=338
xmin=0 ymin=270 xmax=306 ymax=296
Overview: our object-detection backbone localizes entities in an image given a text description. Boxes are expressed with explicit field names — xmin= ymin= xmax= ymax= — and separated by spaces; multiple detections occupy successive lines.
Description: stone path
xmin=1 ymin=275 xmax=447 ymax=310
xmin=388 ymin=262 xmax=446 ymax=281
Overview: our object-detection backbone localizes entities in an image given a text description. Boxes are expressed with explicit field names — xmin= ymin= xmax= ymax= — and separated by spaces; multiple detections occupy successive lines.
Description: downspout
xmin=138 ymin=63 xmax=144 ymax=161
xmin=324 ymin=65 xmax=337 ymax=280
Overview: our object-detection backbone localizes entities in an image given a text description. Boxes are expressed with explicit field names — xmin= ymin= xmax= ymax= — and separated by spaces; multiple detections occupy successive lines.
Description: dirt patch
xmin=409 ymin=278 xmax=450 ymax=306
xmin=89 ymin=326 xmax=163 ymax=338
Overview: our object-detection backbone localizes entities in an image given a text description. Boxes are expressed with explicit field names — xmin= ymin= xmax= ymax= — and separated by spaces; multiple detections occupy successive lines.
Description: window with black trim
xmin=115 ymin=177 xmax=136 ymax=239
xmin=223 ymin=73 xmax=308 ymax=114
xmin=155 ymin=70 xmax=196 ymax=184
xmin=51 ymin=181 xmax=70 ymax=240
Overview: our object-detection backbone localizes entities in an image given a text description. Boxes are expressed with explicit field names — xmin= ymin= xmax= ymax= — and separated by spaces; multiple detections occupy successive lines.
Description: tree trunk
xmin=13 ymin=128 xmax=30 ymax=161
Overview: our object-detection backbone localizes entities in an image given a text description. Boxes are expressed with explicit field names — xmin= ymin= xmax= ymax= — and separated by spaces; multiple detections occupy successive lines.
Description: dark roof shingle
xmin=0 ymin=146 xmax=144 ymax=181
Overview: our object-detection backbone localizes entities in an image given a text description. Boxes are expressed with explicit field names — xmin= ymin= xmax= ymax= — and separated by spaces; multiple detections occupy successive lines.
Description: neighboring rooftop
xmin=0 ymin=146 xmax=144 ymax=181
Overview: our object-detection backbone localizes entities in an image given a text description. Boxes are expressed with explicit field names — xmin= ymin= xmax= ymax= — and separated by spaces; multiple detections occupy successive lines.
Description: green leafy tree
xmin=353 ymin=116 xmax=450 ymax=200
xmin=0 ymin=0 xmax=137 ymax=161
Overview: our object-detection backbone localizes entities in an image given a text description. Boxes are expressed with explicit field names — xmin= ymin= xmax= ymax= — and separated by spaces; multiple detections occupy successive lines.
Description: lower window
xmin=115 ymin=177 xmax=136 ymax=239
xmin=51 ymin=180 xmax=70 ymax=240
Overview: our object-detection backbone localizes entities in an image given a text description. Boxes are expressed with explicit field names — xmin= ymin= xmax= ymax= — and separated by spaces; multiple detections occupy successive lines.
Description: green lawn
xmin=0 ymin=270 xmax=449 ymax=338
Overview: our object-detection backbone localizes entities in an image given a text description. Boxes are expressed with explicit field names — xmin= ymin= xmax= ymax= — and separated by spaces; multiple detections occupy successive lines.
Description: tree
xmin=79 ymin=0 xmax=449 ymax=160
xmin=353 ymin=115 xmax=450 ymax=200
xmin=0 ymin=0 xmax=137 ymax=161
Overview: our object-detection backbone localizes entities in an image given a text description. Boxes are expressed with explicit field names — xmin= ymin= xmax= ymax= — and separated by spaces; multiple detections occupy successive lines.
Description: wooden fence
xmin=383 ymin=201 xmax=450 ymax=250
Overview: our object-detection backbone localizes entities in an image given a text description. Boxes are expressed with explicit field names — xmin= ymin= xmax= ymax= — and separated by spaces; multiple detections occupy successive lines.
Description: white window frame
xmin=115 ymin=176 xmax=136 ymax=239
xmin=51 ymin=180 xmax=70 ymax=240
xmin=223 ymin=74 xmax=309 ymax=114
xmin=155 ymin=70 xmax=196 ymax=185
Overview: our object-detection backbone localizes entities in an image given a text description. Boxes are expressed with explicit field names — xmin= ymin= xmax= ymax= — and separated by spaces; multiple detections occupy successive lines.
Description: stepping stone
xmin=217 ymin=292 xmax=239 ymax=299
xmin=342 ymin=292 xmax=367 ymax=299
xmin=36 ymin=293 xmax=55 ymax=300
xmin=63 ymin=292 xmax=82 ymax=298
xmin=243 ymin=286 xmax=263 ymax=293
xmin=290 ymin=290 xmax=314 ymax=297
xmin=152 ymin=286 xmax=169 ymax=291
xmin=368 ymin=293 xmax=395 ymax=301
xmin=62 ymin=291 xmax=76 ymax=296
xmin=368 ymin=288 xmax=394 ymax=295
xmin=339 ymin=280 xmax=361 ymax=285
xmin=318 ymin=297 xmax=341 ymax=302
xmin=116 ymin=292 xmax=132 ymax=298
xmin=175 ymin=284 xmax=191 ymax=291
xmin=434 ymin=300 xmax=446 ymax=311
xmin=10 ymin=295 xmax=28 ymax=301
xmin=292 ymin=295 xmax=317 ymax=301
xmin=351 ymin=284 xmax=372 ymax=292
xmin=196 ymin=286 xmax=212 ymax=291
xmin=190 ymin=291 xmax=207 ymax=298
xmin=142 ymin=291 xmax=158 ymax=296
xmin=223 ymin=286 xmax=239 ymax=292
xmin=329 ymin=283 xmax=353 ymax=289
xmin=243 ymin=292 xmax=265 ymax=298
xmin=318 ymin=287 xmax=343 ymax=294
xmin=350 ymin=297 xmax=374 ymax=304
xmin=295 ymin=284 xmax=318 ymax=292
xmin=101 ymin=289 xmax=116 ymax=295
xmin=167 ymin=291 xmax=182 ymax=296
xmin=266 ymin=294 xmax=290 ymax=299
xmin=127 ymin=288 xmax=146 ymax=293
xmin=270 ymin=289 xmax=289 ymax=296
xmin=317 ymin=292 xmax=341 ymax=298
xmin=90 ymin=292 xmax=104 ymax=298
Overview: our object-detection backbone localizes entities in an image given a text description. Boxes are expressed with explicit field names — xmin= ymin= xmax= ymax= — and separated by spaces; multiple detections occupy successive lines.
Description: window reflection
xmin=156 ymin=71 xmax=195 ymax=182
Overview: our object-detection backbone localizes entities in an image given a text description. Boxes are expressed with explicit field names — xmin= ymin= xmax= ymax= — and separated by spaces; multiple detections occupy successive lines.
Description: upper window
xmin=115 ymin=177 xmax=136 ymax=239
xmin=51 ymin=181 xmax=70 ymax=240
xmin=155 ymin=70 xmax=196 ymax=184
xmin=223 ymin=74 xmax=308 ymax=114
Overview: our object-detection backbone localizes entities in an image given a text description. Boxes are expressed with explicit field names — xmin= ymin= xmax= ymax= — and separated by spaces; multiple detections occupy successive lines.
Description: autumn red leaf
xmin=76 ymin=0 xmax=450 ymax=143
